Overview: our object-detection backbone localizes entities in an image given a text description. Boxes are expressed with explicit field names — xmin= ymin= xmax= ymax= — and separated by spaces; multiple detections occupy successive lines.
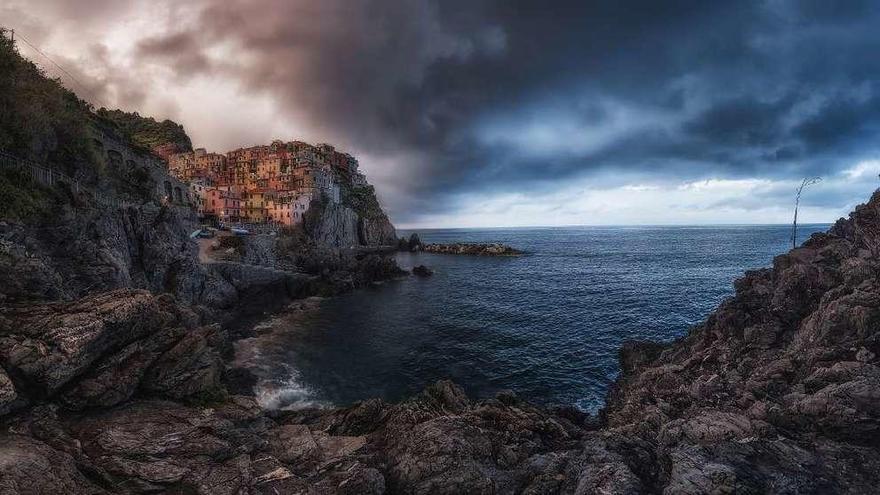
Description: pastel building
xmin=242 ymin=189 xmax=272 ymax=223
xmin=266 ymin=192 xmax=313 ymax=226
xmin=204 ymin=188 xmax=242 ymax=221
xmin=189 ymin=179 xmax=212 ymax=216
xmin=164 ymin=140 xmax=358 ymax=224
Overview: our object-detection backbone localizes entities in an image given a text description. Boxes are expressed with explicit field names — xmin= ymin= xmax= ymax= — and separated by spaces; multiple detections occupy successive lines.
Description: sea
xmin=237 ymin=224 xmax=829 ymax=414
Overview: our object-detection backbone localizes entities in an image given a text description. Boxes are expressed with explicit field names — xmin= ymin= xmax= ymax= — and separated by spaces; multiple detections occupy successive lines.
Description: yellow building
xmin=242 ymin=190 xmax=272 ymax=222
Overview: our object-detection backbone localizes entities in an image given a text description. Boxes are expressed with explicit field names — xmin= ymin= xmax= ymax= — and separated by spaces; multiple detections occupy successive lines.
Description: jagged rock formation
xmin=598 ymin=191 xmax=880 ymax=493
xmin=3 ymin=191 xmax=880 ymax=493
xmin=305 ymin=200 xmax=361 ymax=249
xmin=303 ymin=198 xmax=397 ymax=250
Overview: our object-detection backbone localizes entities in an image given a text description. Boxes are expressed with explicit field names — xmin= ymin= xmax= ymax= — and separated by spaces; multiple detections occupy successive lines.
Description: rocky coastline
xmin=400 ymin=233 xmax=523 ymax=256
xmin=3 ymin=190 xmax=880 ymax=493
xmin=4 ymin=37 xmax=880 ymax=494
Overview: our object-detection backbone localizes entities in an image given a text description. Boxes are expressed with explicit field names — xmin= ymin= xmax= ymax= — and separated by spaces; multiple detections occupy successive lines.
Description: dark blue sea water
xmin=239 ymin=224 xmax=829 ymax=413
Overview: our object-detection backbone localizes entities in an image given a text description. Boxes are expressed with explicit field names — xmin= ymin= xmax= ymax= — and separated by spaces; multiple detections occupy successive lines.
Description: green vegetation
xmin=343 ymin=184 xmax=385 ymax=219
xmin=0 ymin=29 xmax=96 ymax=177
xmin=96 ymin=108 xmax=192 ymax=154
xmin=0 ymin=168 xmax=59 ymax=222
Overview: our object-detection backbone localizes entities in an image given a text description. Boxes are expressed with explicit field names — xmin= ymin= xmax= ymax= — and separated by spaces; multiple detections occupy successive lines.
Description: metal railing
xmin=0 ymin=150 xmax=133 ymax=209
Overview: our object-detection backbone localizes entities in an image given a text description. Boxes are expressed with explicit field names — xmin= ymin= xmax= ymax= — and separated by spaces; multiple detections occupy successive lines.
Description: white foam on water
xmin=254 ymin=364 xmax=330 ymax=410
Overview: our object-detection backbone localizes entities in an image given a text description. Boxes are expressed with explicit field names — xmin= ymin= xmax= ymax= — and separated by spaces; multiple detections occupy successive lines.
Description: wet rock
xmin=0 ymin=290 xmax=186 ymax=395
xmin=141 ymin=325 xmax=225 ymax=399
xmin=407 ymin=233 xmax=423 ymax=251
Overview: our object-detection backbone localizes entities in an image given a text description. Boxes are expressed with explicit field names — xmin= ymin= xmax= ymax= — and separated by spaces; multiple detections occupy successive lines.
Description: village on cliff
xmin=156 ymin=140 xmax=367 ymax=226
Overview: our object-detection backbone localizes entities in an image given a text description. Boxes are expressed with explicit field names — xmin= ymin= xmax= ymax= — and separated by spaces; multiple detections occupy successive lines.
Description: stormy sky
xmin=6 ymin=0 xmax=880 ymax=227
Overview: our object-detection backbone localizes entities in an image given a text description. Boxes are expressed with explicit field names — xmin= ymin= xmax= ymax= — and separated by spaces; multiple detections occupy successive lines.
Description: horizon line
xmin=396 ymin=221 xmax=835 ymax=231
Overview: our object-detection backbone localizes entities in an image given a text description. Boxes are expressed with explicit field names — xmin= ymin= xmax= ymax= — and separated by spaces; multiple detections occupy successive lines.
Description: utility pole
xmin=791 ymin=176 xmax=821 ymax=249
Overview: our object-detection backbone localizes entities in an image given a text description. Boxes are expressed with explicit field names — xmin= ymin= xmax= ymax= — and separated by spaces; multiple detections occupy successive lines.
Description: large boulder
xmin=0 ymin=290 xmax=190 ymax=396
xmin=58 ymin=324 xmax=187 ymax=410
xmin=141 ymin=325 xmax=225 ymax=399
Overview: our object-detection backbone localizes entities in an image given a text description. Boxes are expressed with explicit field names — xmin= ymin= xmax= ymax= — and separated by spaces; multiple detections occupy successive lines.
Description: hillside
xmin=0 ymin=32 xmax=401 ymax=310
xmin=96 ymin=108 xmax=192 ymax=156
xmin=0 ymin=29 xmax=94 ymax=176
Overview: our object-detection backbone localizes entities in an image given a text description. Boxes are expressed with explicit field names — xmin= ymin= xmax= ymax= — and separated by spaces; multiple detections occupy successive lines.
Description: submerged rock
xmin=412 ymin=265 xmax=433 ymax=277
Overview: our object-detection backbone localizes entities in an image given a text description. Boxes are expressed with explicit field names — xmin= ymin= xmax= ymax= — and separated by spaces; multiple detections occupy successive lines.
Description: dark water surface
xmin=244 ymin=224 xmax=829 ymax=413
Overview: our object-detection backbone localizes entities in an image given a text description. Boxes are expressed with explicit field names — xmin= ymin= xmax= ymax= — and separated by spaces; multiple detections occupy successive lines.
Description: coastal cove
xmin=238 ymin=223 xmax=829 ymax=413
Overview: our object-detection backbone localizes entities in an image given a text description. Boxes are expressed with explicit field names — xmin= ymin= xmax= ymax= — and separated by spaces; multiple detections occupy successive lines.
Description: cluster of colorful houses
xmin=163 ymin=140 xmax=367 ymax=226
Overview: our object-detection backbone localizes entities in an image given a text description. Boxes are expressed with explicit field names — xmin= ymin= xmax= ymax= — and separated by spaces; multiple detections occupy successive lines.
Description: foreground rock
xmin=421 ymin=242 xmax=523 ymax=256
xmin=600 ymin=191 xmax=880 ymax=493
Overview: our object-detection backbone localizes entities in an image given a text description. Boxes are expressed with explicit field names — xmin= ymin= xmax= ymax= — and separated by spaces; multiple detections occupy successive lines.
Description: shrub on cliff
xmin=0 ymin=30 xmax=97 ymax=177
xmin=343 ymin=184 xmax=386 ymax=219
xmin=0 ymin=168 xmax=60 ymax=222
xmin=95 ymin=108 xmax=192 ymax=155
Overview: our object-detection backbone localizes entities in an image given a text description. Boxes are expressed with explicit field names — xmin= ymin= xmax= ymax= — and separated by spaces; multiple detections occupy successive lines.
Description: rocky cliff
xmin=3 ymin=192 xmax=880 ymax=493
xmin=0 ymin=34 xmax=401 ymax=311
xmin=303 ymin=186 xmax=398 ymax=250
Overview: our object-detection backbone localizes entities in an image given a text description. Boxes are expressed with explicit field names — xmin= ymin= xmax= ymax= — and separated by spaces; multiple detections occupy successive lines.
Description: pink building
xmin=204 ymin=187 xmax=242 ymax=221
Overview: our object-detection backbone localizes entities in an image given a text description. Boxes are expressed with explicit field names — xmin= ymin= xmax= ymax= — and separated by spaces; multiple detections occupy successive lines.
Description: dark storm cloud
xmin=136 ymin=32 xmax=213 ymax=78
xmin=23 ymin=0 xmax=880 ymax=223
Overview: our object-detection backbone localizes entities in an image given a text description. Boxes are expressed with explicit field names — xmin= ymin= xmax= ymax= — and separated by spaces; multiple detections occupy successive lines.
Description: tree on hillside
xmin=791 ymin=176 xmax=821 ymax=249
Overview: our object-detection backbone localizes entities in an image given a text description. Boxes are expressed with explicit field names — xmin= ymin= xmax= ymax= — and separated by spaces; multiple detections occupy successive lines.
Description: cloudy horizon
xmin=6 ymin=0 xmax=880 ymax=228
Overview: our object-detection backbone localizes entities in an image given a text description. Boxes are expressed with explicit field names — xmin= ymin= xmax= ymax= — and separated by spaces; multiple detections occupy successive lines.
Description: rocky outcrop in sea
xmin=421 ymin=242 xmax=523 ymax=256
xmin=400 ymin=233 xmax=521 ymax=256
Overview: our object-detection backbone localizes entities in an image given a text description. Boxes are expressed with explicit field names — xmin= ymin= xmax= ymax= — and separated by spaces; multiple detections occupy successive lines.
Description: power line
xmin=6 ymin=27 xmax=112 ymax=109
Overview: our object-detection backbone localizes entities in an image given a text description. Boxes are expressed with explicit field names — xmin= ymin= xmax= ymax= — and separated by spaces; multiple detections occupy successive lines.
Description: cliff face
xmin=3 ymin=192 xmax=880 ymax=494
xmin=301 ymin=184 xmax=398 ymax=250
